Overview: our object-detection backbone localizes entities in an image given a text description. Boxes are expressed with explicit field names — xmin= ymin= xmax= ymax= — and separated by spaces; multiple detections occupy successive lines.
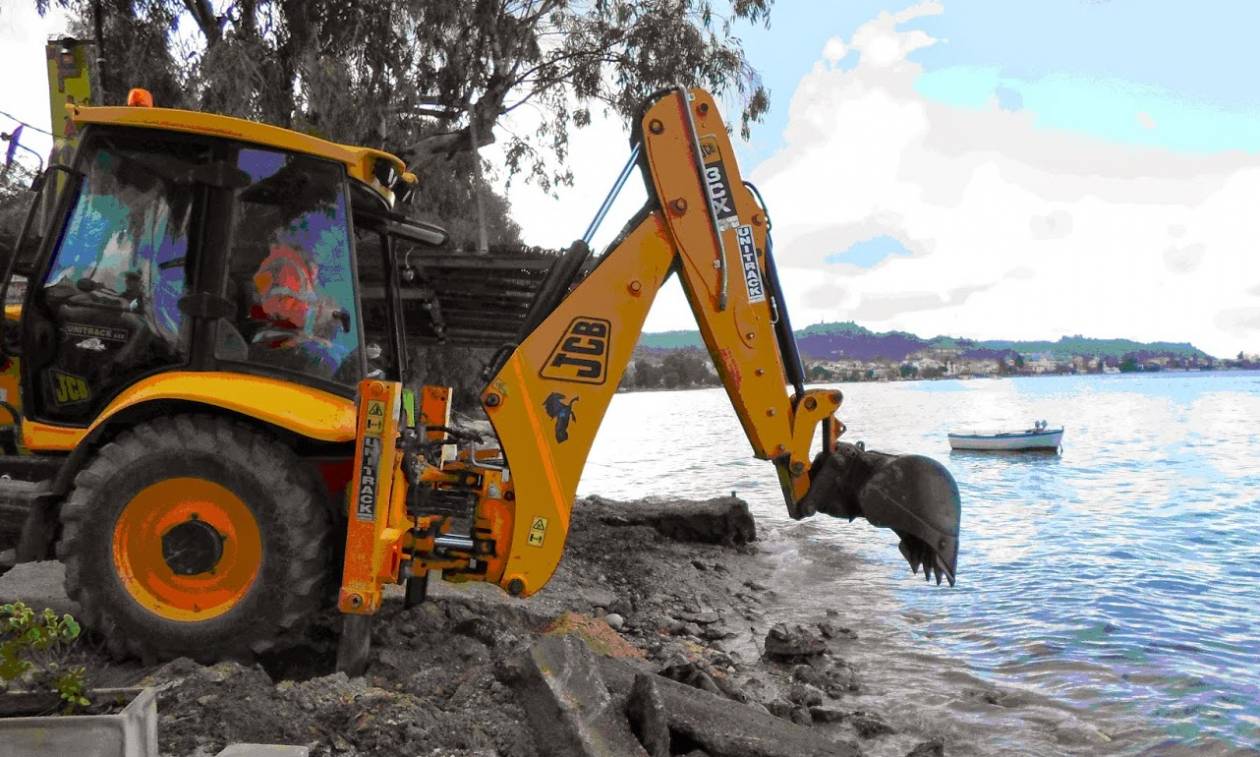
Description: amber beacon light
xmin=126 ymin=88 xmax=154 ymax=107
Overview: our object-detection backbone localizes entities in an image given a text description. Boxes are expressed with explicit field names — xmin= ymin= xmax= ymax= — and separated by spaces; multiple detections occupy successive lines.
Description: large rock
xmin=514 ymin=634 xmax=648 ymax=757
xmin=598 ymin=657 xmax=859 ymax=757
xmin=763 ymin=623 xmax=827 ymax=662
xmin=579 ymin=495 xmax=756 ymax=546
xmin=906 ymin=739 xmax=945 ymax=757
xmin=626 ymin=673 xmax=670 ymax=757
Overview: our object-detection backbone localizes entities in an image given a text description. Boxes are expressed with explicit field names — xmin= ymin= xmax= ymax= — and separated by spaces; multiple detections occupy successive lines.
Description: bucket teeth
xmin=898 ymin=535 xmax=954 ymax=586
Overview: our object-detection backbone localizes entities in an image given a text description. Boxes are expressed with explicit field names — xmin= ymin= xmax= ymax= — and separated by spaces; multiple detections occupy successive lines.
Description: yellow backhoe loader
xmin=0 ymin=42 xmax=960 ymax=673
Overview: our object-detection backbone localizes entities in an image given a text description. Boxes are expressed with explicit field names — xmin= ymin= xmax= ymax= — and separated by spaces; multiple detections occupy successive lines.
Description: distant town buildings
xmin=800 ymin=347 xmax=1227 ymax=383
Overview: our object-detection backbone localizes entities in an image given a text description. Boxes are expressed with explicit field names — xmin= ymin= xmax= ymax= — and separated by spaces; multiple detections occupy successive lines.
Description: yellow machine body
xmin=334 ymin=89 xmax=846 ymax=607
xmin=3 ymin=71 xmax=958 ymax=670
xmin=69 ymin=105 xmax=412 ymax=206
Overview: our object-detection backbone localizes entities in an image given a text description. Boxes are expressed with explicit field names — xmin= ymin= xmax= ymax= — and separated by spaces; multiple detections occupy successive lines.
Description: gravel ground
xmin=1 ymin=495 xmax=948 ymax=757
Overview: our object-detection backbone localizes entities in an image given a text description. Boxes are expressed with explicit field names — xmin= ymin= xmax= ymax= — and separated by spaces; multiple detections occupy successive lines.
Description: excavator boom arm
xmin=479 ymin=89 xmax=951 ymax=598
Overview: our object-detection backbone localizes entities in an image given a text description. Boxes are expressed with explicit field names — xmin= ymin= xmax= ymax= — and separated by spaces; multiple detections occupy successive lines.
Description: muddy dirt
xmin=44 ymin=495 xmax=949 ymax=756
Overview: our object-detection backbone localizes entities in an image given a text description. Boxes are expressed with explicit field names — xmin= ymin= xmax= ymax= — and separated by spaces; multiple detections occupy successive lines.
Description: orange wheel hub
xmin=112 ymin=478 xmax=262 ymax=622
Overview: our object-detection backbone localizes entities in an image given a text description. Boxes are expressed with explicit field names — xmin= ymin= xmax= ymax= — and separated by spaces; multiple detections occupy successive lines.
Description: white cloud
xmin=822 ymin=37 xmax=848 ymax=64
xmin=749 ymin=2 xmax=1260 ymax=356
xmin=848 ymin=1 xmax=942 ymax=70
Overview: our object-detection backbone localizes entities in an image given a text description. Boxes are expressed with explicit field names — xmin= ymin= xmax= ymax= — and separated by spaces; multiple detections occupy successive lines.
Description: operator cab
xmin=4 ymin=106 xmax=445 ymax=427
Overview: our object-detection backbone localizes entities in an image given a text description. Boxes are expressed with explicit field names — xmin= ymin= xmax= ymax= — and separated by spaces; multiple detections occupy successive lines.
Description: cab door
xmin=23 ymin=132 xmax=204 ymax=423
xmin=213 ymin=148 xmax=363 ymax=392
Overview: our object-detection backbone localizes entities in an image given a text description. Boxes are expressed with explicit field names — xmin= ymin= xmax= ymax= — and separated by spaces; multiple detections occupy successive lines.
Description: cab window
xmin=218 ymin=148 xmax=361 ymax=386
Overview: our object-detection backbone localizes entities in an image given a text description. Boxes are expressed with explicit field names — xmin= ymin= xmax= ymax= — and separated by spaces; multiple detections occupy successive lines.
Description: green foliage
xmin=0 ymin=602 xmax=90 ymax=713
xmin=408 ymin=152 xmax=521 ymax=251
xmin=408 ymin=343 xmax=494 ymax=411
xmin=647 ymin=322 xmax=1214 ymax=361
xmin=0 ymin=162 xmax=39 ymax=257
xmin=796 ymin=321 xmax=873 ymax=338
xmin=37 ymin=0 xmax=771 ymax=193
xmin=807 ymin=363 xmax=836 ymax=381
xmin=977 ymin=335 xmax=1207 ymax=360
xmin=625 ymin=349 xmax=716 ymax=390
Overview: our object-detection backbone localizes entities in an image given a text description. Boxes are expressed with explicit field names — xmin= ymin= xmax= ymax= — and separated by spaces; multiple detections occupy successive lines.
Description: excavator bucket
xmin=799 ymin=443 xmax=961 ymax=585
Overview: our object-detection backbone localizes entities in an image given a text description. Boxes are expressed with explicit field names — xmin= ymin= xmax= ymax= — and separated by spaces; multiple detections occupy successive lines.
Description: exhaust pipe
xmin=798 ymin=442 xmax=960 ymax=585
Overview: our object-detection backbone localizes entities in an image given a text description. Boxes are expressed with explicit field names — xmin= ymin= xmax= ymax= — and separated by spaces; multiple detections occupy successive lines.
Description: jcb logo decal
xmin=51 ymin=370 xmax=90 ymax=406
xmin=541 ymin=317 xmax=611 ymax=385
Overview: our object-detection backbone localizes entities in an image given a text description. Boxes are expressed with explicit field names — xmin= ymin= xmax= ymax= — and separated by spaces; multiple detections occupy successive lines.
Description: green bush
xmin=0 ymin=602 xmax=90 ymax=713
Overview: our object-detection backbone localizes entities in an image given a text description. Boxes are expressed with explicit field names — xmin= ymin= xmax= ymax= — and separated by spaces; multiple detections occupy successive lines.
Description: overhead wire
xmin=0 ymin=111 xmax=53 ymax=137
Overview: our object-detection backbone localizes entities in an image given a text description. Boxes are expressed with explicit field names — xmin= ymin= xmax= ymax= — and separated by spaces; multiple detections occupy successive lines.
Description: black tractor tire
xmin=58 ymin=413 xmax=334 ymax=662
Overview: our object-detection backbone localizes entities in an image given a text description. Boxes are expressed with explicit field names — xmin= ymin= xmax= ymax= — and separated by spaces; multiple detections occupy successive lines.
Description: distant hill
xmin=638 ymin=321 xmax=1214 ymax=361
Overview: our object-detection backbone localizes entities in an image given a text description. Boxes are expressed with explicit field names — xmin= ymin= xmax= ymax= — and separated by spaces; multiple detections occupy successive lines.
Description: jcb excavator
xmin=0 ymin=40 xmax=960 ymax=673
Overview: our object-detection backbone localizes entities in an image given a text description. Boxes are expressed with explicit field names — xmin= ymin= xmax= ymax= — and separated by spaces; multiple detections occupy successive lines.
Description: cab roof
xmin=70 ymin=104 xmax=412 ymax=206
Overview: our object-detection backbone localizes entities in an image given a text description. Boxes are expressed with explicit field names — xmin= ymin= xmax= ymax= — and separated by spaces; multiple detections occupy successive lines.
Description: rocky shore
xmin=2 ymin=495 xmax=951 ymax=756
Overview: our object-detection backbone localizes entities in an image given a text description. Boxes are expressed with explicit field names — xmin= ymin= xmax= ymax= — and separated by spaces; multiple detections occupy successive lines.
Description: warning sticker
xmin=527 ymin=516 xmax=548 ymax=547
xmin=365 ymin=400 xmax=386 ymax=436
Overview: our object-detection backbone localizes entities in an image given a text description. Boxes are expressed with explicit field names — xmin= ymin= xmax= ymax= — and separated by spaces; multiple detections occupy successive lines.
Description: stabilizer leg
xmin=336 ymin=614 xmax=373 ymax=676
xmin=404 ymin=570 xmax=429 ymax=608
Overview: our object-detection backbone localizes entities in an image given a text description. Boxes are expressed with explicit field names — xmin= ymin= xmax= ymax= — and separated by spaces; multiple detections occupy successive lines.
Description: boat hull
xmin=948 ymin=430 xmax=1063 ymax=451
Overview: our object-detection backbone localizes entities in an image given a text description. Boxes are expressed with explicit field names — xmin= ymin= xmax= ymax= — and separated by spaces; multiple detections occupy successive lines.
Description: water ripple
xmin=581 ymin=371 xmax=1260 ymax=755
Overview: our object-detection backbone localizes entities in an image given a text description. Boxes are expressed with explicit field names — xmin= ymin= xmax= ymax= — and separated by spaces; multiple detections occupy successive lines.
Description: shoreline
xmin=616 ymin=365 xmax=1259 ymax=395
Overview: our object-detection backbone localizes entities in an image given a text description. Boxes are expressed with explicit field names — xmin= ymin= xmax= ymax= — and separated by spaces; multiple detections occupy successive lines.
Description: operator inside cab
xmin=247 ymin=241 xmax=349 ymax=378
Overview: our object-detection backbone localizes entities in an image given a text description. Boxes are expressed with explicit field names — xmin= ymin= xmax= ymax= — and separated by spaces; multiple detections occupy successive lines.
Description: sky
xmin=4 ymin=2 xmax=1260 ymax=357
xmin=500 ymin=1 xmax=1260 ymax=358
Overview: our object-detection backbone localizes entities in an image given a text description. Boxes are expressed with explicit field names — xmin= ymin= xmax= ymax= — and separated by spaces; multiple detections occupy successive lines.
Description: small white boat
xmin=948 ymin=420 xmax=1063 ymax=452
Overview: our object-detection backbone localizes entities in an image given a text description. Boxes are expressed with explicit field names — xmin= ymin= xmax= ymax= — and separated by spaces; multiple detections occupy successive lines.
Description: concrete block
xmin=0 ymin=560 xmax=78 ymax=617
xmin=626 ymin=672 xmax=670 ymax=757
xmin=215 ymin=745 xmax=310 ymax=757
xmin=516 ymin=634 xmax=648 ymax=757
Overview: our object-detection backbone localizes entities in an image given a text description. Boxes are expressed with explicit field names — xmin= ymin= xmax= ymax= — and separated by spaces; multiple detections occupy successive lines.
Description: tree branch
xmin=181 ymin=0 xmax=222 ymax=46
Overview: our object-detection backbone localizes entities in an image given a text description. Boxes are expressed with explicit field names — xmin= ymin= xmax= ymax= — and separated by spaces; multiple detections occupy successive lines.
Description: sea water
xmin=578 ymin=371 xmax=1260 ymax=756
